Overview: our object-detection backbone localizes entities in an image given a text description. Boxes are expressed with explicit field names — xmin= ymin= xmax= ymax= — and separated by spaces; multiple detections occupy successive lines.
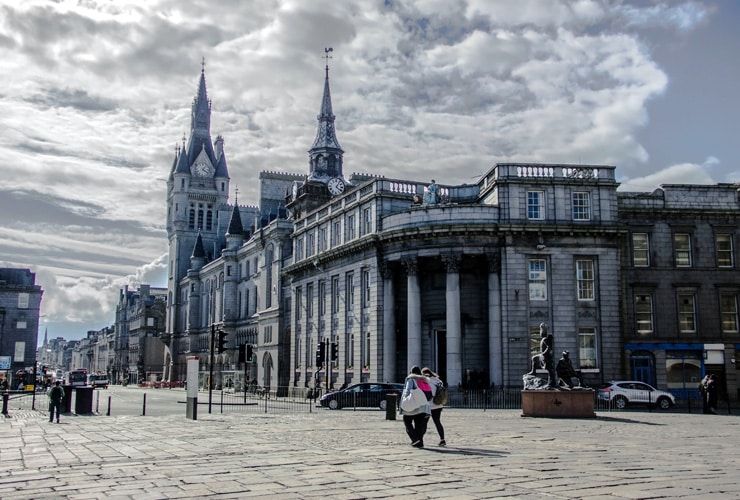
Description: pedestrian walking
xmin=706 ymin=373 xmax=719 ymax=414
xmin=422 ymin=367 xmax=446 ymax=446
xmin=699 ymin=374 xmax=710 ymax=413
xmin=399 ymin=366 xmax=431 ymax=448
xmin=48 ymin=380 xmax=65 ymax=423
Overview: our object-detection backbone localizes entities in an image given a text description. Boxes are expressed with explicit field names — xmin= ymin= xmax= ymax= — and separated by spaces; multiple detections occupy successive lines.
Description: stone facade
xmin=163 ymin=65 xmax=740 ymax=401
xmin=619 ymin=185 xmax=740 ymax=400
xmin=0 ymin=268 xmax=43 ymax=387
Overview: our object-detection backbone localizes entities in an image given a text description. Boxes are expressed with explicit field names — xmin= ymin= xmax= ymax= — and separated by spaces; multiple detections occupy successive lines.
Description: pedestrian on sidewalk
xmin=706 ymin=373 xmax=719 ymax=414
xmin=48 ymin=380 xmax=64 ymax=423
xmin=400 ymin=366 xmax=431 ymax=448
xmin=422 ymin=367 xmax=446 ymax=447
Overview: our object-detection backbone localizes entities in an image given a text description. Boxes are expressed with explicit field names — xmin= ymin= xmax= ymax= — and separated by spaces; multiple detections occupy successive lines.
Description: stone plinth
xmin=521 ymin=390 xmax=595 ymax=418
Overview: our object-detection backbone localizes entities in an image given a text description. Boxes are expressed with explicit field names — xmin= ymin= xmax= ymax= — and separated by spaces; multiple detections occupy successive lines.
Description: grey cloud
xmin=25 ymin=87 xmax=117 ymax=112
xmin=0 ymin=188 xmax=163 ymax=237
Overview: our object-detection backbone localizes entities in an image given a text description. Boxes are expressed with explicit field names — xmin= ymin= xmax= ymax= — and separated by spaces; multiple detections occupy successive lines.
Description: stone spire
xmin=308 ymin=48 xmax=344 ymax=181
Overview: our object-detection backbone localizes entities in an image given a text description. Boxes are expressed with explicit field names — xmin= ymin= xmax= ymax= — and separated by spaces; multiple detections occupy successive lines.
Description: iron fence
xmin=199 ymin=386 xmax=726 ymax=415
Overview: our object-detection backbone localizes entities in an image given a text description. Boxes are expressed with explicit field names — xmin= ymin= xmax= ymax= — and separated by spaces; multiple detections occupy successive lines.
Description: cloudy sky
xmin=1 ymin=0 xmax=737 ymax=345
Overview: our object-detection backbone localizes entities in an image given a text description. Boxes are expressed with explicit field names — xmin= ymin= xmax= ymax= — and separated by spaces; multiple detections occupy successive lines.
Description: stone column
xmin=487 ymin=253 xmax=503 ymax=387
xmin=403 ymin=257 xmax=421 ymax=370
xmin=442 ymin=255 xmax=462 ymax=388
xmin=381 ymin=262 xmax=396 ymax=383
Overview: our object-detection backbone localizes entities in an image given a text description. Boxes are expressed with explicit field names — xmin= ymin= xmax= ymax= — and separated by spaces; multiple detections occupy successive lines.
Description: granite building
xmin=0 ymin=268 xmax=44 ymax=387
xmin=163 ymin=63 xmax=739 ymax=400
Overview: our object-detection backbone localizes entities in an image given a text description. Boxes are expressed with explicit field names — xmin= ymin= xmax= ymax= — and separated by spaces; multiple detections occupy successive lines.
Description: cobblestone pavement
xmin=1 ymin=407 xmax=739 ymax=499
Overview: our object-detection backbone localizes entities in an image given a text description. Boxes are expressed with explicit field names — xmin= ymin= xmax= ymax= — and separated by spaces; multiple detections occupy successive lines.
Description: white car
xmin=597 ymin=381 xmax=675 ymax=410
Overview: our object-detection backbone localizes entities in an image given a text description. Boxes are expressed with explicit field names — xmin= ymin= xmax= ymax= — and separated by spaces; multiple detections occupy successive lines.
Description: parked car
xmin=597 ymin=381 xmax=675 ymax=410
xmin=320 ymin=382 xmax=404 ymax=410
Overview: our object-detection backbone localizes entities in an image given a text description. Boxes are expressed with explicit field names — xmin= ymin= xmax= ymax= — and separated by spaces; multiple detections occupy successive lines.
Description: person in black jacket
xmin=48 ymin=380 xmax=65 ymax=423
xmin=705 ymin=373 xmax=719 ymax=415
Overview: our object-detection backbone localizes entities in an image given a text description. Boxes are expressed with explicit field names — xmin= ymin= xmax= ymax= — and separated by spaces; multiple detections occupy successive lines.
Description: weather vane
xmin=324 ymin=47 xmax=333 ymax=73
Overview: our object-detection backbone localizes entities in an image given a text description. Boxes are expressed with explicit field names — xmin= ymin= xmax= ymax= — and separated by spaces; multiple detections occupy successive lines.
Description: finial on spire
xmin=234 ymin=185 xmax=239 ymax=205
xmin=324 ymin=47 xmax=333 ymax=77
xmin=201 ymin=57 xmax=206 ymax=73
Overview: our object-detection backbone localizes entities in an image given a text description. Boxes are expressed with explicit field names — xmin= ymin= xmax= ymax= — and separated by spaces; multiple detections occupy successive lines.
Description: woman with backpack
xmin=422 ymin=367 xmax=446 ymax=447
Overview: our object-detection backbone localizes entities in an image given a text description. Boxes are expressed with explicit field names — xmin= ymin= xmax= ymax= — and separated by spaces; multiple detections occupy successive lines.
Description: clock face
xmin=192 ymin=161 xmax=212 ymax=177
xmin=328 ymin=177 xmax=345 ymax=196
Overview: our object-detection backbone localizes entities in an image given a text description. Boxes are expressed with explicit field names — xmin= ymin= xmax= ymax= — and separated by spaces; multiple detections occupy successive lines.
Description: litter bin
xmin=62 ymin=385 xmax=73 ymax=413
xmin=385 ymin=394 xmax=397 ymax=420
xmin=74 ymin=386 xmax=94 ymax=415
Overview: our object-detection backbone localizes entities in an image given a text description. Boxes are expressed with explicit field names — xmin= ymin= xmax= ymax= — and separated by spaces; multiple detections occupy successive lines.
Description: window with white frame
xmin=361 ymin=207 xmax=372 ymax=235
xmin=318 ymin=227 xmax=327 ymax=252
xmin=306 ymin=232 xmax=315 ymax=257
xmin=578 ymin=328 xmax=597 ymax=369
xmin=572 ymin=192 xmax=590 ymax=221
xmin=346 ymin=273 xmax=355 ymax=312
xmin=716 ymin=234 xmax=734 ymax=267
xmin=318 ymin=280 xmax=326 ymax=317
xmin=527 ymin=191 xmax=544 ymax=220
xmin=361 ymin=269 xmax=371 ymax=308
xmin=332 ymin=220 xmax=342 ymax=246
xmin=635 ymin=294 xmax=653 ymax=334
xmin=295 ymin=238 xmax=304 ymax=261
xmin=306 ymin=284 xmax=314 ymax=319
xmin=674 ymin=233 xmax=692 ymax=267
xmin=632 ymin=233 xmax=650 ymax=267
xmin=528 ymin=259 xmax=547 ymax=300
xmin=363 ymin=332 xmax=371 ymax=368
xmin=331 ymin=276 xmax=340 ymax=315
xmin=678 ymin=293 xmax=696 ymax=333
xmin=295 ymin=287 xmax=302 ymax=321
xmin=720 ymin=293 xmax=739 ymax=333
xmin=576 ymin=259 xmax=595 ymax=300
xmin=346 ymin=214 xmax=356 ymax=241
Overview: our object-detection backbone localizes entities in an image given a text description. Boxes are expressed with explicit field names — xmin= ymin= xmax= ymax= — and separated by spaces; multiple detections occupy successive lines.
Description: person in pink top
xmin=400 ymin=365 xmax=432 ymax=448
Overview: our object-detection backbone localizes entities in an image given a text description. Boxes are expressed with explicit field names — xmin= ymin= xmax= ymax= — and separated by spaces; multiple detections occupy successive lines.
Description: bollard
xmin=385 ymin=394 xmax=397 ymax=420
xmin=142 ymin=393 xmax=146 ymax=416
xmin=107 ymin=396 xmax=111 ymax=416
xmin=2 ymin=391 xmax=8 ymax=416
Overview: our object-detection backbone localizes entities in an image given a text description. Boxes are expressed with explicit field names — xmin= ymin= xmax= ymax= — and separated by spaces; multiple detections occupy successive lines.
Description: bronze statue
xmin=527 ymin=323 xmax=558 ymax=389
xmin=556 ymin=351 xmax=583 ymax=388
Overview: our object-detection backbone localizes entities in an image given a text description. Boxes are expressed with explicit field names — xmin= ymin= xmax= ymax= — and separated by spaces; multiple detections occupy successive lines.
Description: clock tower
xmin=287 ymin=48 xmax=348 ymax=218
xmin=165 ymin=64 xmax=230 ymax=358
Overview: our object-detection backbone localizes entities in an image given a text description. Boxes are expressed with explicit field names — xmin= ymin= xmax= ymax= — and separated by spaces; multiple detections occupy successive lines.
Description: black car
xmin=320 ymin=382 xmax=404 ymax=410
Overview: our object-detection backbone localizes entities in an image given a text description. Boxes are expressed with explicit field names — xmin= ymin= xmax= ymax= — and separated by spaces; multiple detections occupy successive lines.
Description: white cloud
xmin=0 ymin=0 xmax=726 ymax=341
xmin=618 ymin=162 xmax=716 ymax=192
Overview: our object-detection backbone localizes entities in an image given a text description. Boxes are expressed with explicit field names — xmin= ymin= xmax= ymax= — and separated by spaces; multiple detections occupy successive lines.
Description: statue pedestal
xmin=521 ymin=390 xmax=595 ymax=418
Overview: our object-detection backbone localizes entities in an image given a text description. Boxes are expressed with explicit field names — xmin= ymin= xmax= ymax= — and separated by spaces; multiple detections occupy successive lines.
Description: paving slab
xmin=2 ymin=408 xmax=739 ymax=498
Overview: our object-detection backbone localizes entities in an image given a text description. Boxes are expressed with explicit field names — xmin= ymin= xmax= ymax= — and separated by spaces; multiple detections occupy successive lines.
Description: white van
xmin=88 ymin=373 xmax=109 ymax=389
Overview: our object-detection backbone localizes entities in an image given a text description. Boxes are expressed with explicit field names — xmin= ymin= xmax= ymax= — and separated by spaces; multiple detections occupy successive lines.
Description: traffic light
xmin=315 ymin=343 xmax=326 ymax=367
xmin=238 ymin=344 xmax=246 ymax=363
xmin=216 ymin=329 xmax=228 ymax=354
xmin=330 ymin=342 xmax=338 ymax=362
xmin=246 ymin=344 xmax=254 ymax=362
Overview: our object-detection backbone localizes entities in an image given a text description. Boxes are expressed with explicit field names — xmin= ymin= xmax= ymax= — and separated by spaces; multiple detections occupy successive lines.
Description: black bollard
xmin=107 ymin=396 xmax=111 ymax=416
xmin=142 ymin=393 xmax=147 ymax=416
xmin=2 ymin=392 xmax=8 ymax=416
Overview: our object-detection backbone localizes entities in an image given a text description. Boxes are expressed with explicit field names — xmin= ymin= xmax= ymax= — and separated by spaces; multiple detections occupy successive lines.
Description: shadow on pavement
xmin=423 ymin=446 xmax=509 ymax=457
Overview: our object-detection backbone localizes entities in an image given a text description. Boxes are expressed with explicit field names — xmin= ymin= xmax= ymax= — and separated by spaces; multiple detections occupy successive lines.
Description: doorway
xmin=435 ymin=329 xmax=447 ymax=382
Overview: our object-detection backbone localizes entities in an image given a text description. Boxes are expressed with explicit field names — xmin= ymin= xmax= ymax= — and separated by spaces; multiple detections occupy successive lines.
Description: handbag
xmin=400 ymin=380 xmax=428 ymax=412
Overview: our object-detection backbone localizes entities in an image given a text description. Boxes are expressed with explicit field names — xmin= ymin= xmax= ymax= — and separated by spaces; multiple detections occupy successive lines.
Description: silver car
xmin=597 ymin=381 xmax=675 ymax=410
